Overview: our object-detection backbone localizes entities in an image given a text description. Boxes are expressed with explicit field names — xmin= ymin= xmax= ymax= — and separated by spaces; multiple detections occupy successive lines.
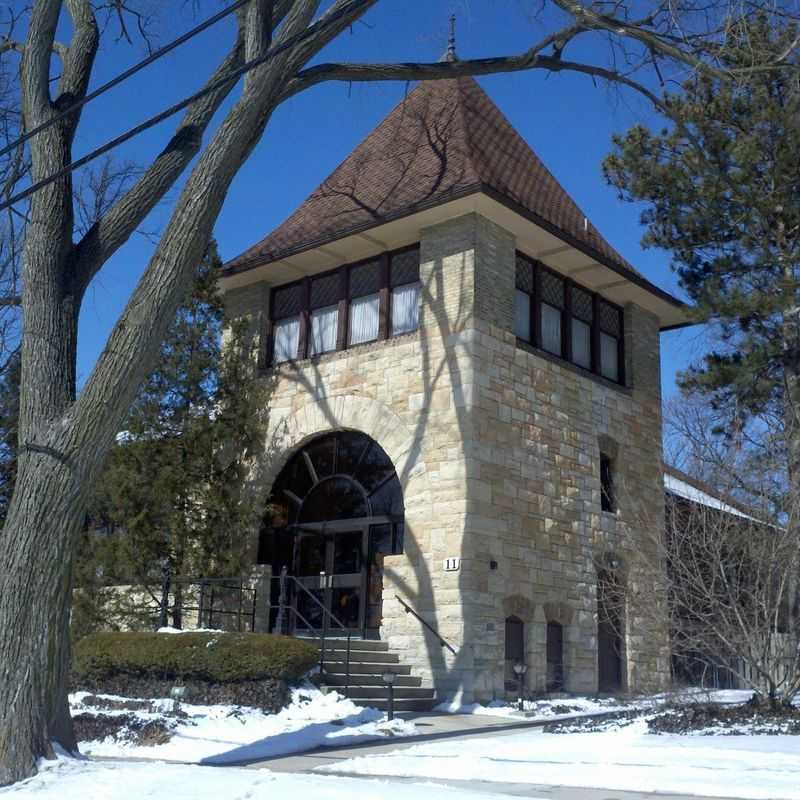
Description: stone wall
xmin=224 ymin=210 xmax=670 ymax=703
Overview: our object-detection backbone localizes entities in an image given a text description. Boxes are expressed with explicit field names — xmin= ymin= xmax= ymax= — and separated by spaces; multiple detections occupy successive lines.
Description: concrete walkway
xmin=236 ymin=712 xmax=742 ymax=800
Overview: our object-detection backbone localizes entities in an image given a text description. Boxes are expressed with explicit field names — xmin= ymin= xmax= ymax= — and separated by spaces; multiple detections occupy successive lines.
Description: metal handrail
xmin=395 ymin=593 xmax=458 ymax=655
xmin=270 ymin=566 xmax=352 ymax=695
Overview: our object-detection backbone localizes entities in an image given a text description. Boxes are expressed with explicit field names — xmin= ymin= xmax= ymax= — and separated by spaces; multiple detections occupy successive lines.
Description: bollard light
xmin=169 ymin=684 xmax=187 ymax=714
xmin=512 ymin=661 xmax=528 ymax=712
xmin=382 ymin=669 xmax=397 ymax=721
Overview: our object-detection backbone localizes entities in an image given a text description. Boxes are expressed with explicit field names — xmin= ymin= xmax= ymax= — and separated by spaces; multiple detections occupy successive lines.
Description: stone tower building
xmin=221 ymin=75 xmax=687 ymax=704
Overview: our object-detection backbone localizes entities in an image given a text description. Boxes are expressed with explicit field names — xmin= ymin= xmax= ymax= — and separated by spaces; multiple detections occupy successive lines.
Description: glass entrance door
xmin=294 ymin=531 xmax=327 ymax=632
xmin=293 ymin=528 xmax=366 ymax=635
xmin=328 ymin=531 xmax=364 ymax=632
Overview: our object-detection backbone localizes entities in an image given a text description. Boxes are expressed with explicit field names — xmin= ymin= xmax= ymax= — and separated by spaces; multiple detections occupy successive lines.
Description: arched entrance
xmin=259 ymin=431 xmax=404 ymax=637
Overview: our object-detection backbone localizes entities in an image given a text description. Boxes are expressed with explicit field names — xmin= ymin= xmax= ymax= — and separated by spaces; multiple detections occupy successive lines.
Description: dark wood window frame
xmin=515 ymin=251 xmax=626 ymax=386
xmin=267 ymin=244 xmax=420 ymax=367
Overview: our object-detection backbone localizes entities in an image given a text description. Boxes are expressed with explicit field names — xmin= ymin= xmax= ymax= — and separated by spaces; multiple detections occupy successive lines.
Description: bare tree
xmin=627 ymin=406 xmax=800 ymax=707
xmin=1 ymin=0 xmax=798 ymax=785
xmin=662 ymin=482 xmax=800 ymax=704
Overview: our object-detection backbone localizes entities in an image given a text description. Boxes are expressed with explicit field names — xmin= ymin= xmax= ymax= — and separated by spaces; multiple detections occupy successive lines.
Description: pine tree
xmin=83 ymin=241 xmax=267 ymax=629
xmin=603 ymin=15 xmax=800 ymax=494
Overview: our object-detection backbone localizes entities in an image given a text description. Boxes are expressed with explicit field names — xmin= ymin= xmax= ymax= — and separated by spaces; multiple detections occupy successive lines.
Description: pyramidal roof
xmin=224 ymin=76 xmax=636 ymax=276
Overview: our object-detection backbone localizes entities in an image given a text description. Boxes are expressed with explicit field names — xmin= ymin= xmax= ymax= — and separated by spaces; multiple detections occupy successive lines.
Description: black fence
xmin=89 ymin=576 xmax=259 ymax=633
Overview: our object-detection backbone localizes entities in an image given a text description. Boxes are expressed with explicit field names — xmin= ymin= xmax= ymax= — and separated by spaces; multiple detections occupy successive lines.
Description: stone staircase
xmin=311 ymin=638 xmax=437 ymax=712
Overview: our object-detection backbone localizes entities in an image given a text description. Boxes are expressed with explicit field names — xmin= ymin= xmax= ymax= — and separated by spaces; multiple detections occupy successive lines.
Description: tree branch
xmin=70 ymin=0 xmax=322 ymax=453
xmin=20 ymin=0 xmax=62 ymax=124
xmin=285 ymin=52 xmax=665 ymax=110
xmin=58 ymin=0 xmax=99 ymax=132
xmin=0 ymin=39 xmax=23 ymax=56
xmin=72 ymin=31 xmax=246 ymax=294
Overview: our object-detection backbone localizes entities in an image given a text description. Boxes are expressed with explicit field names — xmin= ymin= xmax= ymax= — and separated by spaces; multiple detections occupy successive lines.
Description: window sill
xmin=514 ymin=338 xmax=631 ymax=395
xmin=266 ymin=329 xmax=421 ymax=373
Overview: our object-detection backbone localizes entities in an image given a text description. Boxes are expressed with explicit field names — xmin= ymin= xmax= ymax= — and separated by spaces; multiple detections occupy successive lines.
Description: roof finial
xmin=445 ymin=14 xmax=458 ymax=62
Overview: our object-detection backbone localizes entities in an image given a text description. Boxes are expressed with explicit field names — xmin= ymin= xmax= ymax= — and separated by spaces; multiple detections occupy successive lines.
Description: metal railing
xmin=194 ymin=577 xmax=258 ymax=632
xmin=395 ymin=593 xmax=458 ymax=655
xmin=88 ymin=575 xmax=260 ymax=633
xmin=270 ymin=566 xmax=353 ymax=695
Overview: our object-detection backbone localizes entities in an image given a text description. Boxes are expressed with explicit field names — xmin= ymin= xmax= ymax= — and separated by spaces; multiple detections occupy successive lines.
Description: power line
xmin=0 ymin=1 xmax=369 ymax=214
xmin=0 ymin=0 xmax=251 ymax=160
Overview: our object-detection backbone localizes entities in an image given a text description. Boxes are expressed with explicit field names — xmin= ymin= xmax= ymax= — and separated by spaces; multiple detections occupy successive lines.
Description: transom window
xmin=514 ymin=252 xmax=625 ymax=385
xmin=264 ymin=431 xmax=405 ymax=531
xmin=269 ymin=246 xmax=421 ymax=365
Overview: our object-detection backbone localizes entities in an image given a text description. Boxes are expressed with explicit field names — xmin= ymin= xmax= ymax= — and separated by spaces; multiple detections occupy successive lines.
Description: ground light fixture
xmin=512 ymin=661 xmax=528 ymax=711
xmin=382 ymin=669 xmax=397 ymax=721
xmin=170 ymin=684 xmax=187 ymax=714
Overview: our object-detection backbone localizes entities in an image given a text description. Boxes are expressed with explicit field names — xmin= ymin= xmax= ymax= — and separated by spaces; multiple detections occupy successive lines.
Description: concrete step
xmin=321 ymin=648 xmax=399 ymax=664
xmin=348 ymin=697 xmax=438 ymax=712
xmin=323 ymin=661 xmax=411 ymax=675
xmin=332 ymin=686 xmax=435 ymax=700
xmin=323 ymin=673 xmax=422 ymax=688
xmin=303 ymin=638 xmax=389 ymax=652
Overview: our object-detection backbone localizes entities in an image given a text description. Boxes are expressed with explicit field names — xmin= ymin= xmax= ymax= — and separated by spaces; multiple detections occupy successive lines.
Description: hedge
xmin=73 ymin=631 xmax=318 ymax=684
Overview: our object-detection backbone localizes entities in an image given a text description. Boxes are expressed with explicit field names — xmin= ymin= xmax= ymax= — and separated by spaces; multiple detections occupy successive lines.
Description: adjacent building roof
xmin=663 ymin=464 xmax=756 ymax=521
xmin=225 ymin=76 xmax=638 ymax=277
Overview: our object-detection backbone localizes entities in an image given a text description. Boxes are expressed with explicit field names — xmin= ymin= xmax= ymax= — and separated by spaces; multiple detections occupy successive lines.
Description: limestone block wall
xmin=224 ymin=210 xmax=670 ymax=703
xmin=224 ymin=217 xmax=484 ymax=694
xmin=459 ymin=216 xmax=670 ymax=700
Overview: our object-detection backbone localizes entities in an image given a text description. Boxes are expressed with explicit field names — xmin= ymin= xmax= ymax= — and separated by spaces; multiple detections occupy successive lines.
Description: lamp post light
xmin=512 ymin=661 xmax=528 ymax=712
xmin=382 ymin=669 xmax=397 ymax=721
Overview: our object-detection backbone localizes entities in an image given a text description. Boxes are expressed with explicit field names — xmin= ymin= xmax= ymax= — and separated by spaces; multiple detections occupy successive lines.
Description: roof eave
xmin=221 ymin=186 xmax=692 ymax=331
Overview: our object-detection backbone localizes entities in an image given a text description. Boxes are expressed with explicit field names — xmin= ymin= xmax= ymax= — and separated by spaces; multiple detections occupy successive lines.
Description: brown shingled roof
xmin=225 ymin=76 xmax=636 ymax=275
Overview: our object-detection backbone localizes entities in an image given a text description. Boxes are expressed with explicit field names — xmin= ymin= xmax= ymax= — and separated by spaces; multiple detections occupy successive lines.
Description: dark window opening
xmin=268 ymin=246 xmax=420 ymax=365
xmin=546 ymin=621 xmax=565 ymax=692
xmin=504 ymin=615 xmax=525 ymax=690
xmin=600 ymin=453 xmax=615 ymax=513
xmin=597 ymin=568 xmax=624 ymax=692
xmin=514 ymin=252 xmax=625 ymax=385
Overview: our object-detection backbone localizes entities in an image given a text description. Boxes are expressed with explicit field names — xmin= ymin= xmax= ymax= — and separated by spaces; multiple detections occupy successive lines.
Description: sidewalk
xmin=235 ymin=707 xmax=625 ymax=770
xmin=239 ymin=713 xmax=743 ymax=800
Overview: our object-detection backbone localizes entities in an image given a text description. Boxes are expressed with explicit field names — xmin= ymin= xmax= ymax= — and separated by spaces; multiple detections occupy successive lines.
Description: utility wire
xmin=0 ymin=0 xmax=370 ymax=214
xmin=0 ymin=0 xmax=251 ymax=160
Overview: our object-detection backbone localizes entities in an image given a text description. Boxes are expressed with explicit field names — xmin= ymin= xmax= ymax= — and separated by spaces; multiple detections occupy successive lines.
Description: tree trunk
xmin=0 ymin=454 xmax=85 ymax=784
xmin=172 ymin=582 xmax=184 ymax=630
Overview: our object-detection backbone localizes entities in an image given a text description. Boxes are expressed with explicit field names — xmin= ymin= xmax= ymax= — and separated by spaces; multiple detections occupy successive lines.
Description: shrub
xmin=73 ymin=631 xmax=318 ymax=684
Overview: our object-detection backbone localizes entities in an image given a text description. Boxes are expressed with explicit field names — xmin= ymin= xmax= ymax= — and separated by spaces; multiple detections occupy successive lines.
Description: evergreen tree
xmin=83 ymin=241 xmax=268 ymax=628
xmin=603 ymin=15 xmax=800 ymax=494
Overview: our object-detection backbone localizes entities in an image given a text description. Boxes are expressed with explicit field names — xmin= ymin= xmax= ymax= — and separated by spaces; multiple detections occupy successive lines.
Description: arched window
xmin=546 ymin=621 xmax=564 ymax=691
xmin=264 ymin=431 xmax=403 ymax=529
xmin=504 ymin=615 xmax=525 ymax=690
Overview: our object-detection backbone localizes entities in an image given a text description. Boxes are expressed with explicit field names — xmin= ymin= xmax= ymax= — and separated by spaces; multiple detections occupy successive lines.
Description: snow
xmin=664 ymin=472 xmax=756 ymax=520
xmin=71 ymin=686 xmax=416 ymax=765
xmin=155 ymin=626 xmax=225 ymax=634
xmin=322 ymin=716 xmax=800 ymax=800
xmin=435 ymin=695 xmax=632 ymax=718
xmin=2 ymin=754 xmax=519 ymax=800
xmin=434 ymin=688 xmax=755 ymax=719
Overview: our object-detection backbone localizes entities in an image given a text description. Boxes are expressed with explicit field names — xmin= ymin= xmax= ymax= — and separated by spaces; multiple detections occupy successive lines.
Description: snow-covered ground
xmin=71 ymin=686 xmax=415 ymax=765
xmin=321 ymin=715 xmax=800 ymax=799
xmin=436 ymin=694 xmax=634 ymax=717
xmin=0 ymin=755 xmax=515 ymax=800
xmin=435 ymin=688 xmax=754 ymax=718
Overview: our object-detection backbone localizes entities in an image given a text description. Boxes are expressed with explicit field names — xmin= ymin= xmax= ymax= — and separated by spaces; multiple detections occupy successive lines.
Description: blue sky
xmin=70 ymin=1 xmax=706 ymax=399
